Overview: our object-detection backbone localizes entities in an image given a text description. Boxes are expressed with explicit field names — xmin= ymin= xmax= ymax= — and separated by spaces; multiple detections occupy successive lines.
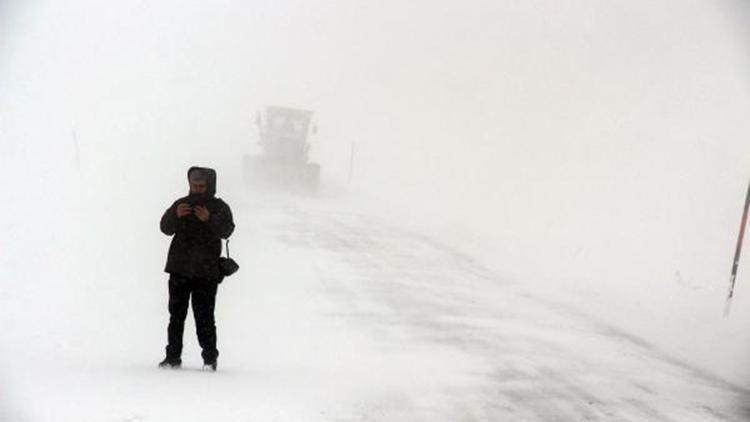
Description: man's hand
xmin=176 ymin=203 xmax=192 ymax=218
xmin=194 ymin=205 xmax=210 ymax=222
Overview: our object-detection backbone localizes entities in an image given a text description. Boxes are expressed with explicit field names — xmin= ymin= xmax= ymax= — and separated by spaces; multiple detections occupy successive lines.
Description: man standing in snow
xmin=158 ymin=167 xmax=235 ymax=371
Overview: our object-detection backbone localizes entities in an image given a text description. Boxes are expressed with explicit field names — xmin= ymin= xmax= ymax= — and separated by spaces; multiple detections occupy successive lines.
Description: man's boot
xmin=202 ymin=359 xmax=217 ymax=372
xmin=158 ymin=356 xmax=182 ymax=369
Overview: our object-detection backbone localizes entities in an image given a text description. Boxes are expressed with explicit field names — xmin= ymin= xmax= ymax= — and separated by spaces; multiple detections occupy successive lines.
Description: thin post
xmin=725 ymin=179 xmax=750 ymax=316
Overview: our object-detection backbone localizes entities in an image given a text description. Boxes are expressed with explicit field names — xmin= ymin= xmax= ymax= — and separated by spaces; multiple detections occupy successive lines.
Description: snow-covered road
xmin=2 ymin=196 xmax=748 ymax=421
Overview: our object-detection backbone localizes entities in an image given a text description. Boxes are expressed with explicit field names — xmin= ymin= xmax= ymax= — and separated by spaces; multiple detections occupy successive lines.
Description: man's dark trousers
xmin=166 ymin=273 xmax=219 ymax=363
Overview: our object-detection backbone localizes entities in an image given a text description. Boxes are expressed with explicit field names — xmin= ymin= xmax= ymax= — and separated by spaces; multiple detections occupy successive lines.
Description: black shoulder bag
xmin=218 ymin=238 xmax=239 ymax=282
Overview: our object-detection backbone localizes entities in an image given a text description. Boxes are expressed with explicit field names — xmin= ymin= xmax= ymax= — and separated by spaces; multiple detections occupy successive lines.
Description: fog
xmin=3 ymin=0 xmax=750 ymax=418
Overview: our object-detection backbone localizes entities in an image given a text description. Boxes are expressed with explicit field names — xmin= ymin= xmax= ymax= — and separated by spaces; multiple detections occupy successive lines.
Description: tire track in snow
xmin=268 ymin=206 xmax=750 ymax=422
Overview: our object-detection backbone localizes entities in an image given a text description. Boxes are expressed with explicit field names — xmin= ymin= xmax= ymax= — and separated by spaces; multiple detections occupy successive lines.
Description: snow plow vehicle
xmin=243 ymin=106 xmax=320 ymax=190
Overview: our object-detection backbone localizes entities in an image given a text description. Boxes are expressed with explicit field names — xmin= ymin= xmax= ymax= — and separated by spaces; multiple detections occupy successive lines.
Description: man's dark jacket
xmin=160 ymin=167 xmax=235 ymax=281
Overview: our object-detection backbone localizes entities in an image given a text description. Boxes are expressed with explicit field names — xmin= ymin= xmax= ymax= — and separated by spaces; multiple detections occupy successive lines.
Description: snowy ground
xmin=2 ymin=191 xmax=749 ymax=422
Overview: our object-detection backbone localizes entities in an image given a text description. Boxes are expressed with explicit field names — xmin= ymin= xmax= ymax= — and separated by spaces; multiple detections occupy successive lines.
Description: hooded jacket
xmin=160 ymin=167 xmax=235 ymax=280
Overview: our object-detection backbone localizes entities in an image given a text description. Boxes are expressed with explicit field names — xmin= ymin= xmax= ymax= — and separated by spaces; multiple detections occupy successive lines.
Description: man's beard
xmin=188 ymin=192 xmax=208 ymax=205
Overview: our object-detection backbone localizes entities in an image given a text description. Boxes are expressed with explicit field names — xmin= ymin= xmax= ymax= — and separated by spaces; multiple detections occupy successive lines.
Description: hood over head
xmin=187 ymin=166 xmax=217 ymax=200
